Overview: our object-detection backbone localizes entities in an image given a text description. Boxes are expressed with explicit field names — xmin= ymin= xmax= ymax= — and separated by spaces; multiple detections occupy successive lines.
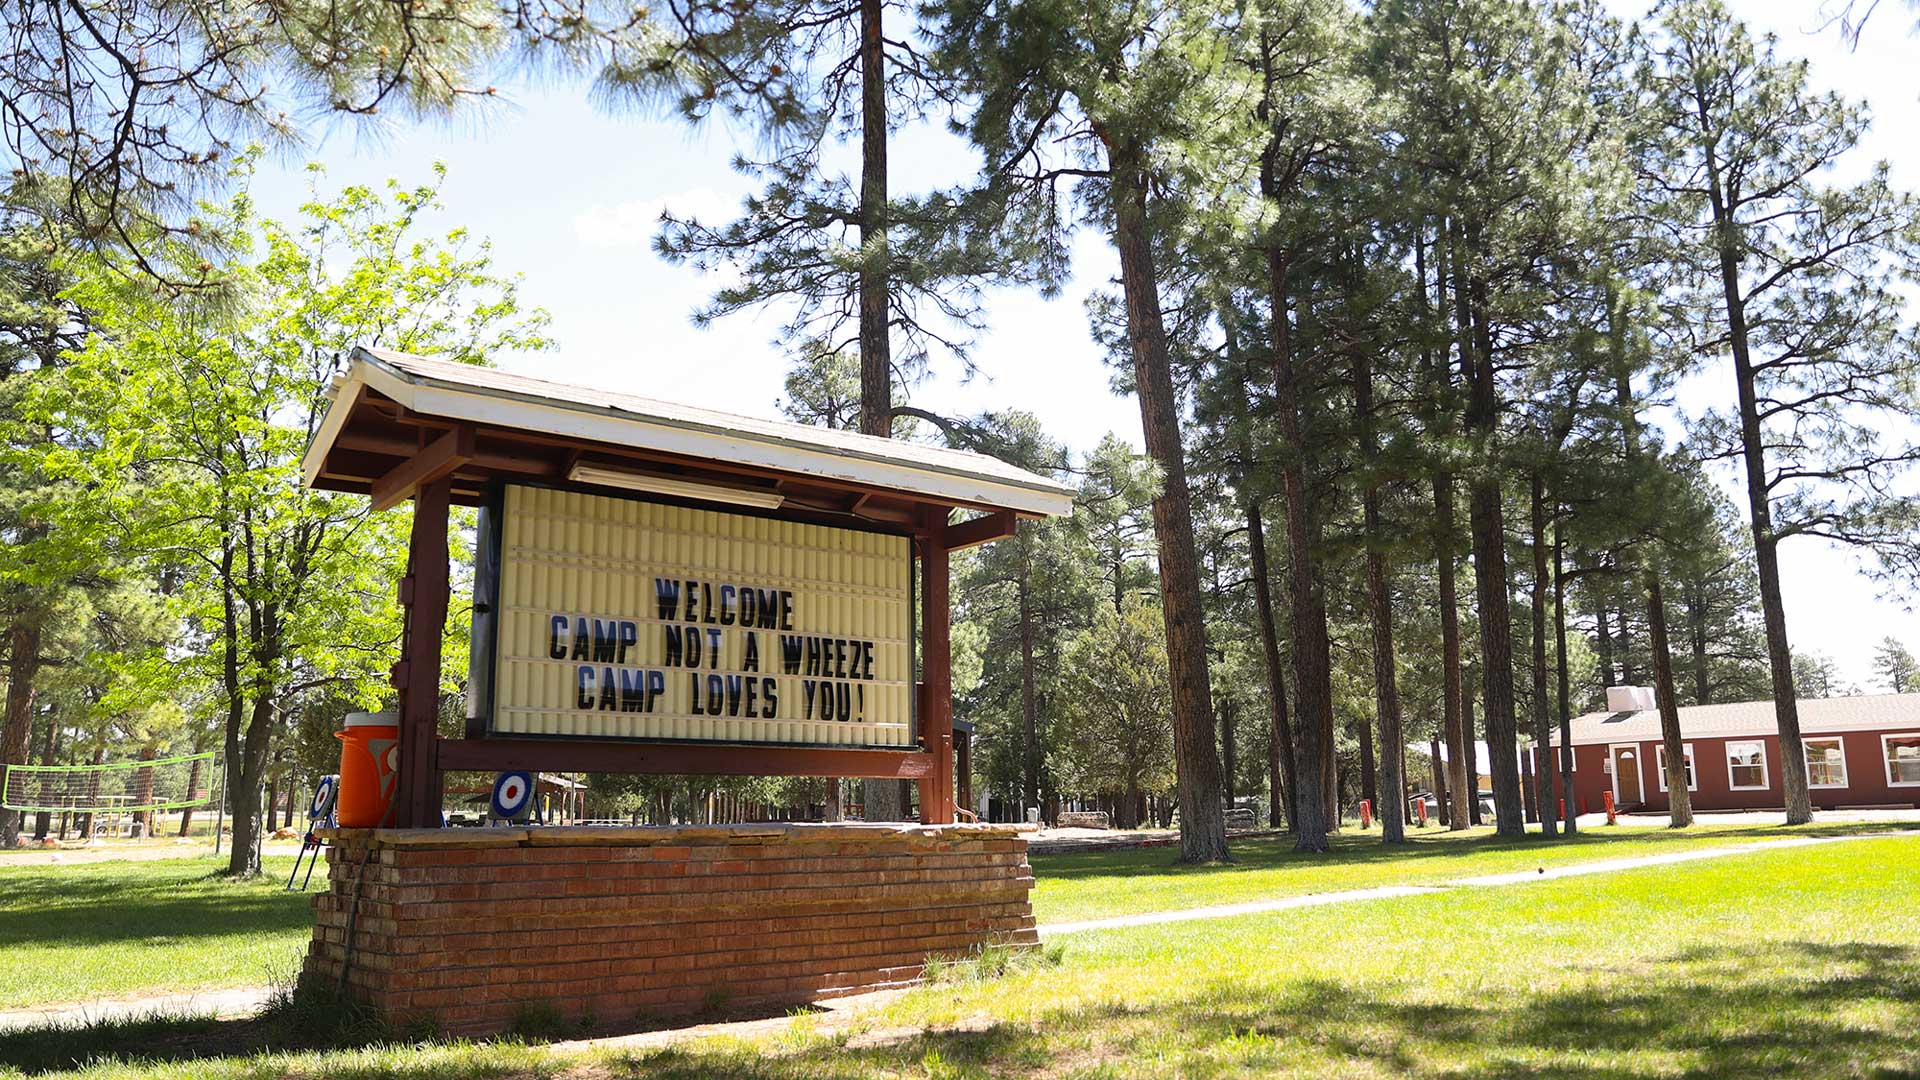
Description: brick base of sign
xmin=302 ymin=823 xmax=1037 ymax=1035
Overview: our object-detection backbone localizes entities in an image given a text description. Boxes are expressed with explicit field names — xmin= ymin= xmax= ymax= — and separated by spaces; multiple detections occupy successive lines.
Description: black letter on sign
xmin=618 ymin=621 xmax=638 ymax=665
xmin=780 ymin=636 xmax=802 ymax=675
xmin=570 ymin=617 xmax=590 ymax=661
xmin=760 ymin=678 xmax=778 ymax=716
xmin=598 ymin=667 xmax=617 ymax=711
xmin=618 ymin=669 xmax=649 ymax=713
xmin=576 ymin=665 xmax=596 ymax=709
xmin=743 ymin=632 xmax=760 ymax=672
xmin=655 ymin=579 xmax=681 ymax=621
xmin=549 ymin=615 xmax=569 ymax=660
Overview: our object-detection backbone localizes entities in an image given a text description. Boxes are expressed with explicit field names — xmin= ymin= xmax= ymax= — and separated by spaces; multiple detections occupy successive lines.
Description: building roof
xmin=302 ymin=347 xmax=1076 ymax=518
xmin=1551 ymin=693 xmax=1920 ymax=747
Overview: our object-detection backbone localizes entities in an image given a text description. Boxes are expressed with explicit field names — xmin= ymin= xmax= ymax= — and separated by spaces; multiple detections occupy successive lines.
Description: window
xmin=1726 ymin=740 xmax=1769 ymax=790
xmin=1885 ymin=735 xmax=1920 ymax=787
xmin=1656 ymin=744 xmax=1696 ymax=792
xmin=1805 ymin=738 xmax=1848 ymax=788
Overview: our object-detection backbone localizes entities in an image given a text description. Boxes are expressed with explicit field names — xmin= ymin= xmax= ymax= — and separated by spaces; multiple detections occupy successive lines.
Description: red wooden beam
xmin=917 ymin=518 xmax=956 ymax=824
xmin=370 ymin=426 xmax=474 ymax=512
xmin=945 ymin=511 xmax=1016 ymax=550
xmin=394 ymin=476 xmax=452 ymax=827
xmin=436 ymin=738 xmax=935 ymax=779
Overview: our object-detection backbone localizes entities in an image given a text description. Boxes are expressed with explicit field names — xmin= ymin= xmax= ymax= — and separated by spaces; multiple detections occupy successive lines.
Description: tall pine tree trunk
xmin=2 ymin=621 xmax=41 ymax=848
xmin=851 ymin=0 xmax=911 ymax=821
xmin=1528 ymin=475 xmax=1558 ymax=837
xmin=1436 ymin=477 xmax=1471 ymax=831
xmin=1354 ymin=346 xmax=1405 ymax=843
xmin=1357 ymin=715 xmax=1377 ymax=813
xmin=1220 ymin=698 xmax=1236 ymax=806
xmin=1553 ymin=518 xmax=1576 ymax=834
xmin=1685 ymin=581 xmax=1712 ymax=705
xmin=34 ymin=706 xmax=60 ymax=840
xmin=1703 ymin=150 xmax=1811 ymax=822
xmin=1246 ymin=501 xmax=1296 ymax=828
xmin=1260 ymin=151 xmax=1334 ymax=854
xmin=1019 ymin=581 xmax=1039 ymax=817
xmin=1107 ymin=134 xmax=1227 ymax=862
xmin=1647 ymin=573 xmax=1694 ymax=828
xmin=1456 ymin=225 xmax=1524 ymax=838
xmin=1424 ymin=228 xmax=1470 ymax=833
xmin=1464 ymin=694 xmax=1482 ymax=825
xmin=1596 ymin=603 xmax=1617 ymax=688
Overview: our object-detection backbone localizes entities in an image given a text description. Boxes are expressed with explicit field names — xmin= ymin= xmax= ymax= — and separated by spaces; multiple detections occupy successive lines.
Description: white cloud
xmin=571 ymin=189 xmax=738 ymax=249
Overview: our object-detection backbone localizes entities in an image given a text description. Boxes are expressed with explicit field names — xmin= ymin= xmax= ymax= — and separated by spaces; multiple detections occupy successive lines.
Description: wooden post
xmin=918 ymin=520 xmax=955 ymax=824
xmin=394 ymin=475 xmax=452 ymax=828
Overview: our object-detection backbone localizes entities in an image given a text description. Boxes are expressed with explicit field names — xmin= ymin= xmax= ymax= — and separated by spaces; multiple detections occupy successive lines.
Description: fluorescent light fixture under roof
xmin=567 ymin=463 xmax=785 ymax=510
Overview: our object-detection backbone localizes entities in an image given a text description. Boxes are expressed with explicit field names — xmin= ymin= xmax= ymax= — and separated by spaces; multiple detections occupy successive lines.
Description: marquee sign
xmin=486 ymin=484 xmax=914 ymax=748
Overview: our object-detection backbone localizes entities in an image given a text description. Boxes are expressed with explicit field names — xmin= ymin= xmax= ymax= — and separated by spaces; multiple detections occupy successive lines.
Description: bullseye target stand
xmin=286 ymin=775 xmax=338 ymax=891
xmin=297 ymin=347 xmax=1070 ymax=1034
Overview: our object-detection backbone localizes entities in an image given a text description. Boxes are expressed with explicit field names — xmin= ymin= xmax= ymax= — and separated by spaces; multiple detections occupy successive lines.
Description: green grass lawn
xmin=622 ymin=835 xmax=1920 ymax=1078
xmin=1 ymin=830 xmax=1914 ymax=1078
xmin=0 ymin=822 xmax=1908 ymax=1010
xmin=0 ymin=855 xmax=312 ymax=1006
xmin=1030 ymin=819 xmax=1919 ymax=924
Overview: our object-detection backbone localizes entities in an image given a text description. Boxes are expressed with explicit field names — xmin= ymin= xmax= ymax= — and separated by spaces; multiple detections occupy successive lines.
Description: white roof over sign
xmin=302 ymin=347 xmax=1077 ymax=517
xmin=1548 ymin=693 xmax=1920 ymax=747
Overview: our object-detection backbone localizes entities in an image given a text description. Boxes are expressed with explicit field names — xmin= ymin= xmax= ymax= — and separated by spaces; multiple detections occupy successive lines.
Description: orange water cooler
xmin=335 ymin=712 xmax=401 ymax=828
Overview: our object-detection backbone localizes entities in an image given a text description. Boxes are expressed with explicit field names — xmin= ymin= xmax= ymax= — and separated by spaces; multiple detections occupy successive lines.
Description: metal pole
xmin=212 ymin=754 xmax=227 ymax=857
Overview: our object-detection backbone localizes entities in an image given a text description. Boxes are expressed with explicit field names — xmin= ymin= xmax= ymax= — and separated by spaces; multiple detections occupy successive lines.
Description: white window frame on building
xmin=1725 ymin=739 xmax=1769 ymax=791
xmin=1883 ymin=733 xmax=1920 ymax=788
xmin=1804 ymin=737 xmax=1849 ymax=789
xmin=1655 ymin=743 xmax=1697 ymax=793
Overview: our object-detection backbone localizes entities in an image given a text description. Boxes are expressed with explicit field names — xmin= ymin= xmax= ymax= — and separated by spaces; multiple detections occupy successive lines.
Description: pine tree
xmin=1639 ymin=0 xmax=1920 ymax=824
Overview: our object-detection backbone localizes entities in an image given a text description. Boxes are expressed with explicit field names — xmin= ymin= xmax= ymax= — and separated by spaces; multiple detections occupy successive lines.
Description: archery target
xmin=309 ymin=775 xmax=339 ymax=821
xmin=492 ymin=771 xmax=535 ymax=820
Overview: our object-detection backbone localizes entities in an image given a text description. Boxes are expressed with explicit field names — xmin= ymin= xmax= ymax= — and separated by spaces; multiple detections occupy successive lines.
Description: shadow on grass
xmin=0 ymin=861 xmax=310 ymax=952
xmin=613 ymin=939 xmax=1920 ymax=1079
xmin=5 ymin=940 xmax=1915 ymax=1078
xmin=1028 ymin=820 xmax=1920 ymax=882
xmin=0 ymin=978 xmax=833 ymax=1076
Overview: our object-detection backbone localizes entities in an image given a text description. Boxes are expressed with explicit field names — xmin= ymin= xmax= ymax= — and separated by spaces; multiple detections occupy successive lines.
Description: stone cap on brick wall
xmin=315 ymin=821 xmax=1036 ymax=849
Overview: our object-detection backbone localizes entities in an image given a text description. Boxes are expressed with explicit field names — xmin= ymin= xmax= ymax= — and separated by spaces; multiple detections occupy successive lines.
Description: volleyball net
xmin=1 ymin=751 xmax=218 ymax=813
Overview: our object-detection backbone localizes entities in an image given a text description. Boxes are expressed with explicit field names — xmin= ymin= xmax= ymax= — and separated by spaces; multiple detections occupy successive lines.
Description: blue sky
xmin=244 ymin=0 xmax=1920 ymax=689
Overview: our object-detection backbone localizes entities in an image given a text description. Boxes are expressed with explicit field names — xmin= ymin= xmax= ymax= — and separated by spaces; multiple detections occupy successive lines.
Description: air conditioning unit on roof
xmin=1605 ymin=685 xmax=1657 ymax=712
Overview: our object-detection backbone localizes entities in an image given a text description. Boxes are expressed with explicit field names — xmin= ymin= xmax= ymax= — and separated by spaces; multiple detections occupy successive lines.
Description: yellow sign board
xmin=490 ymin=485 xmax=914 ymax=747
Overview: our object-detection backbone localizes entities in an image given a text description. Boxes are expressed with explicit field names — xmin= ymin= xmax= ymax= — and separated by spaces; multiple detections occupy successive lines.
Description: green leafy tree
xmin=1055 ymin=598 xmax=1177 ymax=829
xmin=36 ymin=163 xmax=548 ymax=874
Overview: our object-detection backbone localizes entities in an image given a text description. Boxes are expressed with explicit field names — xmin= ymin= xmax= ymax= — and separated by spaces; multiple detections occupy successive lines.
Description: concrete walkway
xmin=0 ymin=830 xmax=1905 ymax=1040
xmin=1039 ymin=830 xmax=1901 ymax=939
xmin=1447 ymin=832 xmax=1888 ymax=886
xmin=0 ymin=985 xmax=276 ymax=1032
xmin=1040 ymin=884 xmax=1443 ymax=938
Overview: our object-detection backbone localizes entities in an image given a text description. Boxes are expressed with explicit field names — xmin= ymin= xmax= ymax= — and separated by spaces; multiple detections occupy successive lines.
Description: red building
xmin=1536 ymin=691 xmax=1920 ymax=814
